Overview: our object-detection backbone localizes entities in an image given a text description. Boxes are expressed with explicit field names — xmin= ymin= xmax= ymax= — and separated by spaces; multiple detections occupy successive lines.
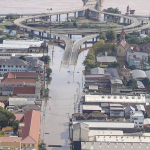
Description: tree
xmin=106 ymin=29 xmax=117 ymax=41
xmin=81 ymin=22 xmax=90 ymax=28
xmin=83 ymin=59 xmax=93 ymax=66
xmin=142 ymin=78 xmax=150 ymax=87
xmin=12 ymin=120 xmax=19 ymax=134
xmin=126 ymin=79 xmax=138 ymax=89
xmin=103 ymin=7 xmax=121 ymax=14
xmin=0 ymin=107 xmax=16 ymax=128
xmin=86 ymin=53 xmax=95 ymax=60
xmin=38 ymin=140 xmax=47 ymax=150
xmin=73 ymin=22 xmax=78 ymax=28
xmin=40 ymin=56 xmax=50 ymax=64
xmin=19 ymin=56 xmax=27 ymax=61
xmin=46 ymin=67 xmax=52 ymax=78
xmin=99 ymin=31 xmax=106 ymax=40
xmin=111 ymin=44 xmax=118 ymax=55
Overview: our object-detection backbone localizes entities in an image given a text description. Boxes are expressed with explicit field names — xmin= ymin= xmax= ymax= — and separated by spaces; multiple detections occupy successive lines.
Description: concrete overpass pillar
xmin=123 ymin=18 xmax=126 ymax=24
xmin=85 ymin=41 xmax=87 ymax=48
xmin=67 ymin=13 xmax=69 ymax=21
xmin=59 ymin=14 xmax=61 ymax=22
xmin=39 ymin=32 xmax=41 ymax=36
xmin=78 ymin=10 xmax=85 ymax=17
xmin=56 ymin=15 xmax=58 ymax=21
xmin=74 ymin=12 xmax=76 ymax=18
xmin=130 ymin=20 xmax=132 ymax=24
xmin=25 ymin=19 xmax=28 ymax=23
xmin=142 ymin=20 xmax=144 ymax=25
xmin=50 ymin=16 xmax=52 ymax=24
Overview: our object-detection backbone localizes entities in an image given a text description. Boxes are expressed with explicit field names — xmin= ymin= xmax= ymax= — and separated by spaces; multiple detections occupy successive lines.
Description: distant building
xmin=117 ymin=28 xmax=130 ymax=57
xmin=132 ymin=70 xmax=147 ymax=80
xmin=0 ymin=58 xmax=44 ymax=75
xmin=126 ymin=49 xmax=148 ymax=69
xmin=130 ymin=111 xmax=144 ymax=129
xmin=96 ymin=55 xmax=117 ymax=68
xmin=21 ymin=110 xmax=41 ymax=149
xmin=119 ymin=67 xmax=131 ymax=80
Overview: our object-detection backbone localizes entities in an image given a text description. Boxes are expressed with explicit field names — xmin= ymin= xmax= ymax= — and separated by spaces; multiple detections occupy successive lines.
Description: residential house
xmin=119 ymin=67 xmax=131 ymax=80
xmin=139 ymin=43 xmax=150 ymax=55
xmin=21 ymin=110 xmax=41 ymax=150
xmin=117 ymin=28 xmax=130 ymax=57
xmin=28 ymin=59 xmax=44 ymax=74
xmin=0 ymin=137 xmax=22 ymax=150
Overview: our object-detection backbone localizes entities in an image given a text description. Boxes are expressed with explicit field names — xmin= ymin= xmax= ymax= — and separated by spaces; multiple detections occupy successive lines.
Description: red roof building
xmin=13 ymin=87 xmax=35 ymax=96
xmin=4 ymin=72 xmax=44 ymax=80
xmin=21 ymin=110 xmax=41 ymax=148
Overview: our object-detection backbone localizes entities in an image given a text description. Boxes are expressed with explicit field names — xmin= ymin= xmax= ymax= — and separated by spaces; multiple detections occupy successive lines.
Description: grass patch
xmin=0 ymin=25 xmax=6 ymax=29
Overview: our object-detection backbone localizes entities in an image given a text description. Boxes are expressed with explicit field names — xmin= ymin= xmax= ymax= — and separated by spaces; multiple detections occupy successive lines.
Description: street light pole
xmin=47 ymin=8 xmax=52 ymax=26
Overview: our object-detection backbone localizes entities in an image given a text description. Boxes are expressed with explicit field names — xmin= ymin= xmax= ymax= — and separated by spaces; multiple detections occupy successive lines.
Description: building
xmin=132 ymin=70 xmax=147 ymax=80
xmin=130 ymin=111 xmax=144 ymax=129
xmin=82 ymin=105 xmax=102 ymax=113
xmin=28 ymin=59 xmax=44 ymax=74
xmin=0 ymin=59 xmax=28 ymax=75
xmin=90 ymin=67 xmax=105 ymax=74
xmin=119 ymin=67 xmax=131 ymax=80
xmin=110 ymin=104 xmax=124 ymax=118
xmin=8 ymin=97 xmax=35 ymax=106
xmin=126 ymin=49 xmax=148 ymax=69
xmin=0 ymin=58 xmax=44 ymax=75
xmin=0 ymin=78 xmax=37 ymax=87
xmin=0 ymin=39 xmax=47 ymax=53
xmin=139 ymin=43 xmax=150 ymax=54
xmin=13 ymin=87 xmax=36 ymax=98
xmin=84 ymin=95 xmax=146 ymax=105
xmin=0 ymin=137 xmax=22 ymax=150
xmin=117 ymin=28 xmax=130 ymax=57
xmin=4 ymin=72 xmax=44 ymax=80
xmin=21 ymin=110 xmax=41 ymax=150
xmin=96 ymin=55 xmax=117 ymax=68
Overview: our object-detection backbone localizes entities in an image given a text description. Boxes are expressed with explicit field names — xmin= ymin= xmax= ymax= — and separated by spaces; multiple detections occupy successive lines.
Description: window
xmin=3 ymin=65 xmax=5 ymax=67
xmin=23 ymin=144 xmax=25 ymax=147
xmin=24 ymin=66 xmax=26 ymax=68
xmin=32 ymin=144 xmax=34 ymax=147
xmin=28 ymin=144 xmax=30 ymax=147
xmin=16 ymin=66 xmax=18 ymax=68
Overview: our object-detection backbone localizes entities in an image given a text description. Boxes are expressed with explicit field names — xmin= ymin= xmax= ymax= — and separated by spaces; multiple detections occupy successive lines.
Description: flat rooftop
xmin=84 ymin=95 xmax=146 ymax=104
xmin=73 ymin=121 xmax=135 ymax=129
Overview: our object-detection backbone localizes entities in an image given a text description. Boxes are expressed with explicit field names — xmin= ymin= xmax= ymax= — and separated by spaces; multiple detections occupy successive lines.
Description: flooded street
xmin=40 ymin=45 xmax=88 ymax=149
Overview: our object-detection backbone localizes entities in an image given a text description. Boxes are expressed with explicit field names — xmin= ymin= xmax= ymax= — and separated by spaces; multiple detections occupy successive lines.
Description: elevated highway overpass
xmin=14 ymin=0 xmax=150 ymax=66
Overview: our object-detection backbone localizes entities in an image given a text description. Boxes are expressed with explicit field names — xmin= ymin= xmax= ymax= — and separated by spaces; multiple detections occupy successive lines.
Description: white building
xmin=0 ymin=59 xmax=28 ymax=75
xmin=84 ymin=94 xmax=146 ymax=104
xmin=130 ymin=111 xmax=144 ymax=129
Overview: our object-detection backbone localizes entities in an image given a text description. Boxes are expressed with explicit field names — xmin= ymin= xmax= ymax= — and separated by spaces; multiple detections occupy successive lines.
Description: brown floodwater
xmin=0 ymin=0 xmax=150 ymax=15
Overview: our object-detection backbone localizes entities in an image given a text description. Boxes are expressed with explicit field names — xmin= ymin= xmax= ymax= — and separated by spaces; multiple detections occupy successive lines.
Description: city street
xmin=40 ymin=45 xmax=88 ymax=150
